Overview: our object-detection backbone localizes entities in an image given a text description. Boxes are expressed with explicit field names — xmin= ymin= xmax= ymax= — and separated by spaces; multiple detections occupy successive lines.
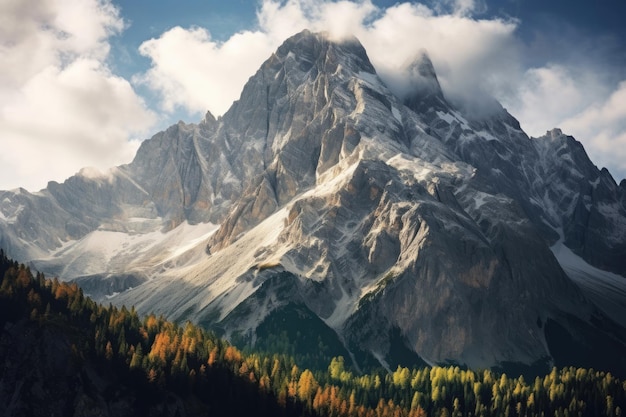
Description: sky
xmin=1 ymin=0 xmax=626 ymax=192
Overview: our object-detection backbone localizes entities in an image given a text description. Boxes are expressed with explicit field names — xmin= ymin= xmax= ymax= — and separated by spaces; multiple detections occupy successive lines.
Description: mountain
xmin=1 ymin=30 xmax=625 ymax=373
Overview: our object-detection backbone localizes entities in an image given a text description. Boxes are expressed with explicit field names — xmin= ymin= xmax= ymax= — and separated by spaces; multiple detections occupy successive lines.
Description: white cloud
xmin=0 ymin=0 xmax=155 ymax=191
xmin=353 ymin=3 xmax=520 ymax=114
xmin=501 ymin=64 xmax=626 ymax=181
xmin=502 ymin=65 xmax=606 ymax=137
xmin=257 ymin=0 xmax=378 ymax=41
xmin=135 ymin=27 xmax=275 ymax=116
xmin=561 ymin=81 xmax=626 ymax=180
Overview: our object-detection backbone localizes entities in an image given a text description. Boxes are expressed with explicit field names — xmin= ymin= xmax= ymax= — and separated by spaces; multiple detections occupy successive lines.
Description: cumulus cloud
xmin=500 ymin=63 xmax=626 ymax=181
xmin=135 ymin=27 xmax=275 ymax=116
xmin=561 ymin=82 xmax=626 ymax=180
xmin=354 ymin=3 xmax=520 ymax=115
xmin=0 ymin=0 xmax=155 ymax=191
xmin=502 ymin=64 xmax=609 ymax=137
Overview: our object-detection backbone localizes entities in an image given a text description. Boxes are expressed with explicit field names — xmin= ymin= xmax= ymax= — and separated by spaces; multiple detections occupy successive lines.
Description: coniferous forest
xmin=0 ymin=249 xmax=624 ymax=416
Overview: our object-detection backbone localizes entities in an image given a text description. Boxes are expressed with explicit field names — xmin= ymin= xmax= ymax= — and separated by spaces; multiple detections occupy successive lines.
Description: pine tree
xmin=130 ymin=343 xmax=143 ymax=369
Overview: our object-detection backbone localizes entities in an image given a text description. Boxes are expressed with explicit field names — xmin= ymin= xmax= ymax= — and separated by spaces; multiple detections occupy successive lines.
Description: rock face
xmin=1 ymin=30 xmax=625 ymax=372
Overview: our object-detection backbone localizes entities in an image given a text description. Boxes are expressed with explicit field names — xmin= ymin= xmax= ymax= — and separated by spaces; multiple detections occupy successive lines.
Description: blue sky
xmin=1 ymin=0 xmax=626 ymax=191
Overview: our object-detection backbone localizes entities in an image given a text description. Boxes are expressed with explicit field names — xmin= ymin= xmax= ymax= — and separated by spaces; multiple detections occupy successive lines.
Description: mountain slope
xmin=1 ymin=30 xmax=625 ymax=373
xmin=3 ymin=253 xmax=625 ymax=417
xmin=0 ymin=252 xmax=322 ymax=417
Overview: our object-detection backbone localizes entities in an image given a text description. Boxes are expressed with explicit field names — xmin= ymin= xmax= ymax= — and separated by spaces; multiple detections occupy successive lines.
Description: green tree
xmin=130 ymin=343 xmax=143 ymax=369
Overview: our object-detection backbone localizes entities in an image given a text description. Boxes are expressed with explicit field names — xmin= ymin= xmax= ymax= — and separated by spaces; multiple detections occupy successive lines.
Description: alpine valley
xmin=2 ymin=30 xmax=625 ymax=374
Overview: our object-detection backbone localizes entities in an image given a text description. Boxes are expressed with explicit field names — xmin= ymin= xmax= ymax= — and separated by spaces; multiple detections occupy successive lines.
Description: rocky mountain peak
xmin=410 ymin=50 xmax=443 ymax=93
xmin=403 ymin=50 xmax=449 ymax=114
xmin=201 ymin=110 xmax=217 ymax=127
xmin=547 ymin=127 xmax=564 ymax=139
xmin=273 ymin=29 xmax=375 ymax=75
xmin=222 ymin=29 xmax=374 ymax=139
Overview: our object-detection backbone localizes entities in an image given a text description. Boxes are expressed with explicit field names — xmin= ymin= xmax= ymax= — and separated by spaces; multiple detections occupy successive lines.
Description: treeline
xmin=1 ymin=249 xmax=625 ymax=417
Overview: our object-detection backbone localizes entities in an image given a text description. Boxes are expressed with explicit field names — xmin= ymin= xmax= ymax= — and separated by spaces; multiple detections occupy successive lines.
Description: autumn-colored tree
xmin=297 ymin=369 xmax=319 ymax=407
xmin=130 ymin=343 xmax=143 ymax=369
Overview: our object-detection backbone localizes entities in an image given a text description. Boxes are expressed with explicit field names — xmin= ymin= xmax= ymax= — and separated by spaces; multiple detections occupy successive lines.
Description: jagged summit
xmin=403 ymin=50 xmax=448 ymax=114
xmin=201 ymin=110 xmax=217 ymax=126
xmin=274 ymin=29 xmax=375 ymax=72
xmin=1 ymin=30 xmax=625 ymax=374
xmin=547 ymin=127 xmax=564 ymax=138
xmin=222 ymin=29 xmax=379 ymax=138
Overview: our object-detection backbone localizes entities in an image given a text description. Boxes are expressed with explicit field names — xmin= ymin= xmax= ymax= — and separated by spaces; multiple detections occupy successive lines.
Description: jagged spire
xmin=271 ymin=29 xmax=376 ymax=75
xmin=403 ymin=50 xmax=449 ymax=114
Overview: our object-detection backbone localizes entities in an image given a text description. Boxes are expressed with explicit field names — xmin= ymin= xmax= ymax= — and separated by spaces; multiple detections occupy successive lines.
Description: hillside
xmin=1 ymin=251 xmax=625 ymax=416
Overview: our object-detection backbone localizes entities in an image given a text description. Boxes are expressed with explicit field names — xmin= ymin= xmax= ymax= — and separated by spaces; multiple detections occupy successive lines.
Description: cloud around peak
xmin=135 ymin=0 xmax=520 ymax=118
xmin=116 ymin=0 xmax=626 ymax=182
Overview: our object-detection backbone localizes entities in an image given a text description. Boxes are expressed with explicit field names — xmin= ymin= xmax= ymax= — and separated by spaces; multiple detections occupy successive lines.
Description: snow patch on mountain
xmin=552 ymin=241 xmax=626 ymax=325
xmin=391 ymin=107 xmax=402 ymax=123
xmin=38 ymin=220 xmax=218 ymax=281
xmin=436 ymin=110 xmax=470 ymax=130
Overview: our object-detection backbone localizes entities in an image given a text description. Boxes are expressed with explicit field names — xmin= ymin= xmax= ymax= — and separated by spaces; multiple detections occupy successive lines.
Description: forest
xmin=0 ymin=249 xmax=624 ymax=416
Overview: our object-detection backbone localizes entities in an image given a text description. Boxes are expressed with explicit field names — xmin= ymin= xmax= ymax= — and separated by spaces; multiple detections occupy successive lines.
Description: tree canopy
xmin=1 ymin=248 xmax=624 ymax=417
